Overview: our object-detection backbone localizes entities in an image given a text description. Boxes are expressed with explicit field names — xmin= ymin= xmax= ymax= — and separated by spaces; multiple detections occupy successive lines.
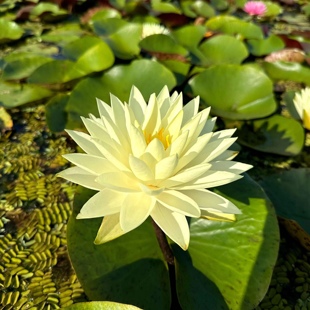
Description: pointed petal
xmin=180 ymin=189 xmax=241 ymax=214
xmin=94 ymin=214 xmax=125 ymax=244
xmin=151 ymin=204 xmax=189 ymax=250
xmin=129 ymin=86 xmax=147 ymax=125
xmin=156 ymin=190 xmax=201 ymax=217
xmin=130 ymin=125 xmax=147 ymax=158
xmin=181 ymin=96 xmax=199 ymax=126
xmin=145 ymin=138 xmax=165 ymax=162
xmin=155 ymin=154 xmax=178 ymax=180
xmin=166 ymin=130 xmax=189 ymax=157
xmin=143 ymin=93 xmax=160 ymax=135
xmin=120 ymin=193 xmax=155 ymax=231
xmin=63 ymin=153 xmax=116 ymax=174
xmin=129 ymin=155 xmax=154 ymax=182
xmin=96 ymin=98 xmax=113 ymax=121
xmin=210 ymin=161 xmax=252 ymax=175
xmin=77 ymin=189 xmax=125 ymax=219
xmin=58 ymin=166 xmax=104 ymax=190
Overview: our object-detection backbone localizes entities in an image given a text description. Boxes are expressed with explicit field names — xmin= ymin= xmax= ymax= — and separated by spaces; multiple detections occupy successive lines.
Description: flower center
xmin=145 ymin=128 xmax=171 ymax=149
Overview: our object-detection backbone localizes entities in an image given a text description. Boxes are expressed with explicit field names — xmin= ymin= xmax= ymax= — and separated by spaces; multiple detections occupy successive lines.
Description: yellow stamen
xmin=144 ymin=128 xmax=171 ymax=149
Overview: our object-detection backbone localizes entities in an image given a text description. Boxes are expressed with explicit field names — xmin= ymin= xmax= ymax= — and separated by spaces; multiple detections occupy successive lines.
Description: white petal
xmin=210 ymin=128 xmax=236 ymax=140
xmin=66 ymin=130 xmax=103 ymax=157
xmin=77 ymin=189 xmax=125 ymax=219
xmin=156 ymin=86 xmax=171 ymax=115
xmin=156 ymin=190 xmax=201 ymax=217
xmin=181 ymin=96 xmax=199 ymax=126
xmin=96 ymin=171 xmax=139 ymax=192
xmin=200 ymin=117 xmax=216 ymax=135
xmin=63 ymin=153 xmax=116 ymax=174
xmin=155 ymin=154 xmax=178 ymax=180
xmin=58 ymin=166 xmax=104 ymax=190
xmin=180 ymin=189 xmax=241 ymax=214
xmin=129 ymin=155 xmax=154 ymax=182
xmin=129 ymin=86 xmax=147 ymax=125
xmin=120 ymin=193 xmax=155 ymax=232
xmin=130 ymin=125 xmax=147 ymax=158
xmin=151 ymin=204 xmax=189 ymax=250
xmin=94 ymin=214 xmax=125 ymax=244
xmin=166 ymin=130 xmax=189 ymax=157
xmin=143 ymin=93 xmax=161 ymax=135
xmin=96 ymin=98 xmax=113 ymax=121
xmin=139 ymin=183 xmax=165 ymax=196
xmin=210 ymin=161 xmax=252 ymax=175
xmin=145 ymin=138 xmax=165 ymax=162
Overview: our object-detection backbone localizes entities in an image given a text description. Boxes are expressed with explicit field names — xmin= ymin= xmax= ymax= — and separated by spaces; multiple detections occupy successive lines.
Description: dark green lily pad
xmin=262 ymin=61 xmax=310 ymax=86
xmin=198 ymin=34 xmax=249 ymax=65
xmin=189 ymin=64 xmax=276 ymax=120
xmin=259 ymin=168 xmax=310 ymax=235
xmin=206 ymin=16 xmax=263 ymax=39
xmin=0 ymin=81 xmax=53 ymax=108
xmin=0 ymin=19 xmax=24 ymax=43
xmin=139 ymin=34 xmax=188 ymax=56
xmin=89 ymin=8 xmax=121 ymax=22
xmin=66 ymin=59 xmax=176 ymax=126
xmin=247 ymin=34 xmax=285 ymax=56
xmin=2 ymin=55 xmax=53 ymax=80
xmin=176 ymin=175 xmax=279 ymax=309
xmin=181 ymin=1 xmax=215 ymax=18
xmin=30 ymin=2 xmax=68 ymax=22
xmin=64 ymin=301 xmax=142 ymax=310
xmin=238 ymin=115 xmax=305 ymax=156
xmin=67 ymin=188 xmax=170 ymax=310
xmin=151 ymin=0 xmax=181 ymax=14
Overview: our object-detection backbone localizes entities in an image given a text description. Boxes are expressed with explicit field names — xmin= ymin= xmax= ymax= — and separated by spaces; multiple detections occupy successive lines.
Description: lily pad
xmin=238 ymin=115 xmax=305 ymax=156
xmin=67 ymin=188 xmax=171 ymax=310
xmin=172 ymin=25 xmax=206 ymax=49
xmin=175 ymin=175 xmax=279 ymax=309
xmin=0 ymin=81 xmax=53 ymax=108
xmin=198 ymin=34 xmax=249 ymax=65
xmin=66 ymin=59 xmax=176 ymax=124
xmin=262 ymin=61 xmax=310 ymax=86
xmin=64 ymin=301 xmax=142 ymax=310
xmin=206 ymin=16 xmax=263 ymax=40
xmin=151 ymin=0 xmax=181 ymax=14
xmin=259 ymin=168 xmax=310 ymax=237
xmin=0 ymin=19 xmax=23 ymax=43
xmin=189 ymin=64 xmax=277 ymax=120
xmin=30 ymin=2 xmax=68 ymax=22
xmin=247 ymin=34 xmax=285 ymax=56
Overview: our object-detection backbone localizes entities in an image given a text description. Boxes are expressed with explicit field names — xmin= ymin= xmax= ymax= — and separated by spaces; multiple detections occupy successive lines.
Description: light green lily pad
xmin=259 ymin=168 xmax=310 ymax=236
xmin=238 ymin=115 xmax=305 ymax=156
xmin=0 ymin=81 xmax=53 ymax=108
xmin=64 ymin=301 xmax=142 ymax=310
xmin=247 ymin=34 xmax=285 ymax=56
xmin=151 ymin=0 xmax=181 ymax=13
xmin=198 ymin=34 xmax=249 ymax=65
xmin=262 ymin=61 xmax=310 ymax=86
xmin=176 ymin=175 xmax=279 ymax=309
xmin=30 ymin=2 xmax=68 ymax=21
xmin=206 ymin=16 xmax=263 ymax=39
xmin=189 ymin=64 xmax=277 ymax=120
xmin=172 ymin=25 xmax=206 ymax=49
xmin=0 ymin=19 xmax=24 ymax=43
xmin=66 ymin=59 xmax=176 ymax=125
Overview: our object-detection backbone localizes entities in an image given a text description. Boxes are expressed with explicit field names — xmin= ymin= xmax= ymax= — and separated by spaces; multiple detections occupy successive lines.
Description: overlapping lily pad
xmin=0 ymin=19 xmax=24 ymax=43
xmin=189 ymin=64 xmax=277 ymax=120
xmin=247 ymin=35 xmax=285 ymax=56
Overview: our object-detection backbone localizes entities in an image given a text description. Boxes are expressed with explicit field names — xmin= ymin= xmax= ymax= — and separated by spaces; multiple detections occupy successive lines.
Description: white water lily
xmin=59 ymin=86 xmax=252 ymax=250
xmin=293 ymin=87 xmax=310 ymax=130
xmin=141 ymin=23 xmax=170 ymax=39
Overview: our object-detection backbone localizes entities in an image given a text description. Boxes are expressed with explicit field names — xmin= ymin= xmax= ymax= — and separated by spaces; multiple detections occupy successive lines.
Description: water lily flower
xmin=141 ymin=23 xmax=170 ymax=39
xmin=293 ymin=87 xmax=310 ymax=130
xmin=243 ymin=1 xmax=267 ymax=16
xmin=59 ymin=86 xmax=252 ymax=250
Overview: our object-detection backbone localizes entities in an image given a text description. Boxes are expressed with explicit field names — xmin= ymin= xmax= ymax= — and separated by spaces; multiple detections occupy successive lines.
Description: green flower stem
xmin=152 ymin=219 xmax=175 ymax=266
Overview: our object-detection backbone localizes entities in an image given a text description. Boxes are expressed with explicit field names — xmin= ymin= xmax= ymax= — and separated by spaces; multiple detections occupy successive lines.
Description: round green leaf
xmin=172 ymin=25 xmax=206 ymax=49
xmin=189 ymin=1 xmax=215 ymax=18
xmin=41 ymin=24 xmax=85 ymax=44
xmin=206 ymin=16 xmax=263 ymax=39
xmin=63 ymin=301 xmax=142 ymax=310
xmin=247 ymin=34 xmax=285 ymax=56
xmin=238 ymin=115 xmax=305 ymax=156
xmin=0 ymin=19 xmax=23 ymax=43
xmin=2 ymin=55 xmax=53 ymax=80
xmin=90 ymin=8 xmax=121 ymax=22
xmin=45 ymin=94 xmax=69 ymax=132
xmin=67 ymin=188 xmax=170 ymax=310
xmin=189 ymin=64 xmax=277 ymax=120
xmin=259 ymin=168 xmax=310 ymax=235
xmin=30 ymin=2 xmax=68 ymax=21
xmin=175 ymin=175 xmax=279 ymax=310
xmin=151 ymin=0 xmax=181 ymax=14
xmin=0 ymin=81 xmax=53 ymax=108
xmin=139 ymin=34 xmax=188 ymax=56
xmin=262 ymin=61 xmax=310 ymax=86
xmin=198 ymin=35 xmax=249 ymax=65
xmin=66 ymin=59 xmax=176 ymax=124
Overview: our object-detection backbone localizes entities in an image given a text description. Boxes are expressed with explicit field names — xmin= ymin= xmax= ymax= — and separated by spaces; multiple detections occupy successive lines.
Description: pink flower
xmin=243 ymin=1 xmax=267 ymax=16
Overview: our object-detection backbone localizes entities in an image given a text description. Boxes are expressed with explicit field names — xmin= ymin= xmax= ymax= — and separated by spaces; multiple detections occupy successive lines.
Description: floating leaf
xmin=63 ymin=301 xmax=142 ymax=310
xmin=30 ymin=2 xmax=68 ymax=21
xmin=260 ymin=168 xmax=310 ymax=249
xmin=247 ymin=34 xmax=285 ymax=56
xmin=238 ymin=115 xmax=305 ymax=156
xmin=172 ymin=25 xmax=206 ymax=49
xmin=67 ymin=188 xmax=170 ymax=310
xmin=151 ymin=0 xmax=181 ymax=14
xmin=206 ymin=16 xmax=263 ymax=39
xmin=0 ymin=19 xmax=24 ymax=43
xmin=189 ymin=64 xmax=276 ymax=120
xmin=198 ymin=34 xmax=249 ymax=65
xmin=0 ymin=82 xmax=53 ymax=108
xmin=66 ymin=59 xmax=176 ymax=126
xmin=264 ymin=48 xmax=305 ymax=63
xmin=175 ymin=175 xmax=279 ymax=309
xmin=263 ymin=1 xmax=283 ymax=18
xmin=188 ymin=1 xmax=215 ymax=18
xmin=262 ymin=61 xmax=310 ymax=86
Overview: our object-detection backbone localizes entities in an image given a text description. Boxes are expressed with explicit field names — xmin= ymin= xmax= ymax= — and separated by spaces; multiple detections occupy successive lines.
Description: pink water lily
xmin=243 ymin=1 xmax=267 ymax=16
xmin=59 ymin=86 xmax=252 ymax=250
